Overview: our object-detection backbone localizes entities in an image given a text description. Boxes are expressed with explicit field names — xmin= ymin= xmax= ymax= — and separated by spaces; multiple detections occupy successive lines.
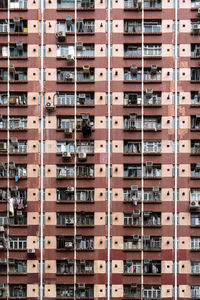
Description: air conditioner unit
xmin=126 ymin=259 xmax=132 ymax=266
xmin=143 ymin=211 xmax=151 ymax=217
xmin=11 ymin=138 xmax=18 ymax=146
xmin=151 ymin=65 xmax=157 ymax=73
xmin=65 ymin=218 xmax=74 ymax=225
xmin=146 ymin=161 xmax=153 ymax=170
xmin=144 ymin=235 xmax=150 ymax=241
xmin=130 ymin=64 xmax=138 ymax=74
xmin=67 ymin=259 xmax=74 ymax=264
xmin=0 ymin=142 xmax=7 ymax=151
xmin=83 ymin=65 xmax=90 ymax=74
xmin=0 ymin=226 xmax=4 ymax=232
xmin=193 ymin=24 xmax=200 ymax=32
xmin=144 ymin=259 xmax=150 ymax=264
xmin=62 ymin=152 xmax=71 ymax=160
xmin=131 ymin=283 xmax=137 ymax=289
xmin=65 ymin=73 xmax=73 ymax=80
xmin=67 ymin=187 xmax=74 ymax=192
xmin=78 ymin=283 xmax=85 ymax=289
xmin=65 ymin=241 xmax=73 ymax=248
xmin=14 ymin=17 xmax=21 ymax=25
xmin=131 ymin=185 xmax=138 ymax=191
xmin=133 ymin=234 xmax=139 ymax=241
xmin=16 ymin=210 xmax=23 ymax=216
xmin=146 ymin=88 xmax=153 ymax=97
xmin=190 ymin=199 xmax=199 ymax=208
xmin=133 ymin=210 xmax=140 ymax=217
xmin=64 ymin=128 xmax=73 ymax=137
xmin=9 ymin=64 xmax=15 ymax=73
xmin=77 ymin=42 xmax=83 ymax=50
xmin=129 ymin=113 xmax=137 ymax=120
xmin=78 ymin=94 xmax=86 ymax=104
xmin=57 ymin=31 xmax=66 ymax=42
xmin=9 ymin=162 xmax=16 ymax=169
xmin=16 ymin=42 xmax=23 ymax=50
xmin=66 ymin=54 xmax=74 ymax=63
xmin=0 ymin=163 xmax=5 ymax=169
xmin=82 ymin=114 xmax=89 ymax=120
xmin=27 ymin=249 xmax=35 ymax=254
xmin=66 ymin=16 xmax=72 ymax=25
xmin=46 ymin=102 xmax=55 ymax=111
xmin=78 ymin=152 xmax=87 ymax=161
xmin=8 ymin=259 xmax=15 ymax=264
xmin=80 ymin=259 xmax=86 ymax=265
xmin=153 ymin=186 xmax=159 ymax=193
xmin=10 ymin=186 xmax=18 ymax=192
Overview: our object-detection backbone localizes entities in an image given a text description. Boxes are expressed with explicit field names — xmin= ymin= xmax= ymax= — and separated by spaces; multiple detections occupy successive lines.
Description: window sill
xmin=124 ymin=32 xmax=162 ymax=36
xmin=124 ymin=7 xmax=162 ymax=11
xmin=123 ymin=104 xmax=162 ymax=108
xmin=0 ymin=81 xmax=28 ymax=84
xmin=0 ymin=32 xmax=28 ymax=36
xmin=123 ymin=153 xmax=161 ymax=156
xmin=124 ymin=56 xmax=162 ymax=60
xmin=123 ymin=80 xmax=162 ymax=84
xmin=123 ymin=176 xmax=161 ymax=180
xmin=56 ymin=200 xmax=94 ymax=204
xmin=123 ymin=128 xmax=161 ymax=132
xmin=56 ymin=7 xmax=95 ymax=11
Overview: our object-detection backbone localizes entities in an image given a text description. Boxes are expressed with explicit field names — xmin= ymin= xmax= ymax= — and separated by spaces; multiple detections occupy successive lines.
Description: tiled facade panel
xmin=0 ymin=0 xmax=199 ymax=300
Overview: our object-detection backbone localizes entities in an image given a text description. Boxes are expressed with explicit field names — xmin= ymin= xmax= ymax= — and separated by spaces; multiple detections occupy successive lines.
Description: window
xmin=106 ymin=116 xmax=112 ymax=128
xmin=106 ymin=92 xmax=112 ymax=105
xmin=106 ymin=213 xmax=112 ymax=225
xmin=106 ymin=44 xmax=112 ymax=56
xmin=39 ymin=213 xmax=45 ymax=225
xmin=173 ymin=68 xmax=179 ymax=80
xmin=39 ymin=189 xmax=45 ymax=201
xmin=173 ymin=141 xmax=179 ymax=153
xmin=39 ymin=45 xmax=46 ymax=57
xmin=172 ymin=92 xmax=179 ymax=105
xmin=106 ymin=20 xmax=112 ymax=32
xmin=173 ymin=189 xmax=179 ymax=201
xmin=39 ymin=68 xmax=46 ymax=81
xmin=172 ymin=116 xmax=179 ymax=129
xmin=172 ymin=165 xmax=179 ymax=177
xmin=106 ymin=68 xmax=112 ymax=80
xmin=39 ymin=20 xmax=46 ymax=32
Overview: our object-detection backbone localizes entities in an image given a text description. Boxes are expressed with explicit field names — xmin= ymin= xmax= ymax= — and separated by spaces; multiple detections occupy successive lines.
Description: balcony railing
xmin=124 ymin=0 xmax=161 ymax=8
xmin=144 ymin=238 xmax=161 ymax=250
xmin=124 ymin=21 xmax=161 ymax=33
xmin=191 ymin=238 xmax=200 ymax=250
xmin=191 ymin=287 xmax=200 ymax=298
xmin=124 ymin=70 xmax=162 ymax=81
xmin=191 ymin=264 xmax=200 ymax=274
xmin=124 ymin=116 xmax=161 ymax=130
xmin=143 ymin=288 xmax=161 ymax=298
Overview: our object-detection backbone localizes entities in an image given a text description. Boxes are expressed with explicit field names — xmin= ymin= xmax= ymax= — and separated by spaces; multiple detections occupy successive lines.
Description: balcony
xmin=191 ymin=68 xmax=200 ymax=81
xmin=9 ymin=237 xmax=27 ymax=249
xmin=124 ymin=92 xmax=161 ymax=106
xmin=124 ymin=164 xmax=162 ymax=178
xmin=57 ymin=212 xmax=94 ymax=226
xmin=124 ymin=212 xmax=141 ymax=226
xmin=124 ymin=44 xmax=162 ymax=57
xmin=57 ymin=188 xmax=94 ymax=202
xmin=191 ymin=44 xmax=200 ymax=58
xmin=0 ymin=43 xmax=27 ymax=58
xmin=0 ymin=0 xmax=28 ymax=8
xmin=191 ymin=115 xmax=200 ymax=129
xmin=57 ymin=285 xmax=74 ymax=297
xmin=124 ymin=260 xmax=141 ymax=273
xmin=9 ymin=285 xmax=26 ymax=298
xmin=57 ymin=19 xmax=94 ymax=33
xmin=57 ymin=237 xmax=74 ymax=250
xmin=124 ymin=260 xmax=161 ymax=274
xmin=57 ymin=260 xmax=74 ymax=274
xmin=124 ymin=236 xmax=142 ymax=250
xmin=0 ymin=19 xmax=27 ymax=33
xmin=191 ymin=92 xmax=200 ymax=105
xmin=0 ymin=67 xmax=27 ymax=81
xmin=143 ymin=212 xmax=161 ymax=226
xmin=124 ymin=20 xmax=161 ymax=33
xmin=77 ymin=260 xmax=94 ymax=274
xmin=57 ymin=141 xmax=94 ymax=154
xmin=124 ymin=140 xmax=161 ymax=154
xmin=191 ymin=21 xmax=200 ymax=34
xmin=124 ymin=115 xmax=161 ymax=130
xmin=123 ymin=285 xmax=141 ymax=298
xmin=0 ymin=164 xmax=27 ymax=178
xmin=57 ymin=92 xmax=94 ymax=105
xmin=124 ymin=0 xmax=161 ymax=9
xmin=124 ymin=188 xmax=161 ymax=203
xmin=191 ymin=141 xmax=200 ymax=154
xmin=0 ymin=259 xmax=27 ymax=273
xmin=0 ymin=140 xmax=27 ymax=154
xmin=191 ymin=262 xmax=200 ymax=274
xmin=0 ymin=188 xmax=27 ymax=206
xmin=0 ymin=117 xmax=27 ymax=130
xmin=56 ymin=165 xmax=94 ymax=178
xmin=76 ymin=236 xmax=94 ymax=250
xmin=144 ymin=236 xmax=161 ymax=250
xmin=124 ymin=67 xmax=162 ymax=81
xmin=191 ymin=164 xmax=200 ymax=178
xmin=57 ymin=0 xmax=94 ymax=9
xmin=57 ymin=68 xmax=94 ymax=82
xmin=57 ymin=44 xmax=94 ymax=58
xmin=9 ymin=212 xmax=27 ymax=225
xmin=57 ymin=284 xmax=94 ymax=299
xmin=0 ymin=93 xmax=27 ymax=105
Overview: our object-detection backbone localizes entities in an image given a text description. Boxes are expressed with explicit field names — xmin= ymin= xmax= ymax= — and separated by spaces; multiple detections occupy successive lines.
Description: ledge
xmin=124 ymin=32 xmax=162 ymax=36
xmin=124 ymin=7 xmax=162 ymax=11
xmin=124 ymin=56 xmax=162 ymax=60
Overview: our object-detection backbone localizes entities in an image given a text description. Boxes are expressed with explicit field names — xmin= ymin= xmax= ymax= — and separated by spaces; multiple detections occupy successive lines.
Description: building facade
xmin=0 ymin=0 xmax=200 ymax=299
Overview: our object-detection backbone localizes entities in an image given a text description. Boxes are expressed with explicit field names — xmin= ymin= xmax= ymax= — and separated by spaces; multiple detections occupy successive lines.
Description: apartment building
xmin=0 ymin=0 xmax=200 ymax=299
